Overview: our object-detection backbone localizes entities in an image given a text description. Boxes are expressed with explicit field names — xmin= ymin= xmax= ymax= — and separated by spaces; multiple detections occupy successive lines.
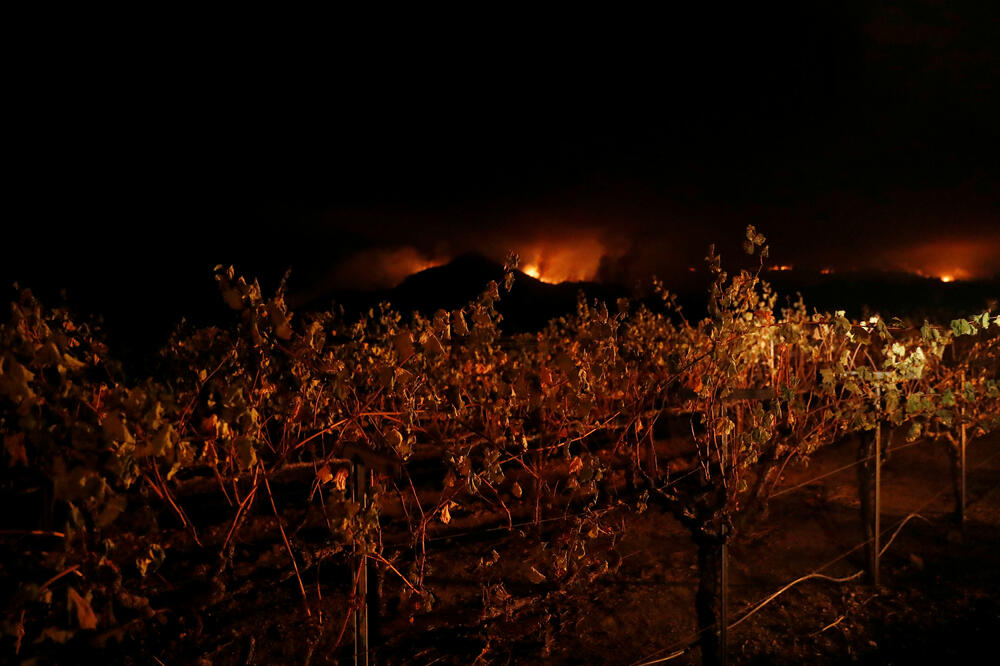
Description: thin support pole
xmin=872 ymin=421 xmax=881 ymax=587
xmin=960 ymin=417 xmax=967 ymax=525
xmin=768 ymin=338 xmax=775 ymax=387
xmin=958 ymin=370 xmax=967 ymax=525
xmin=721 ymin=404 xmax=728 ymax=474
xmin=533 ymin=449 xmax=543 ymax=532
xmin=720 ymin=541 xmax=729 ymax=666
xmin=720 ymin=409 xmax=729 ymax=666
xmin=353 ymin=463 xmax=370 ymax=666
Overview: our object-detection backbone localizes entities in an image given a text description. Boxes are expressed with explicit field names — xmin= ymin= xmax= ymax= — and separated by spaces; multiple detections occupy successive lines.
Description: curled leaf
xmin=440 ymin=502 xmax=457 ymax=525
xmin=333 ymin=467 xmax=350 ymax=492
xmin=451 ymin=309 xmax=469 ymax=336
xmin=266 ymin=299 xmax=293 ymax=340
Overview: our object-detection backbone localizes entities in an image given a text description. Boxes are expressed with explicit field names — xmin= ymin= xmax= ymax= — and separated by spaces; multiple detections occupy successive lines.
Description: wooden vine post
xmin=959 ymin=370 xmax=967 ymax=525
xmin=343 ymin=444 xmax=403 ymax=666
xmin=719 ymin=541 xmax=729 ymax=666
xmin=353 ymin=460 xmax=370 ymax=666
xmin=871 ymin=418 xmax=881 ymax=587
xmin=719 ymin=412 xmax=729 ymax=666
xmin=856 ymin=386 xmax=883 ymax=587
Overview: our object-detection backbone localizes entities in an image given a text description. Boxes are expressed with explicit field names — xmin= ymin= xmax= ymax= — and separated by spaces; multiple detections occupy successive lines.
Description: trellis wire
xmin=629 ymin=441 xmax=1000 ymax=666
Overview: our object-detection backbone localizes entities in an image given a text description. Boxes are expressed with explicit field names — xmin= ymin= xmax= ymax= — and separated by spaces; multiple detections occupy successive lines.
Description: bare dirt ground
xmin=8 ymin=431 xmax=998 ymax=665
xmin=375 ymin=430 xmax=1000 ymax=665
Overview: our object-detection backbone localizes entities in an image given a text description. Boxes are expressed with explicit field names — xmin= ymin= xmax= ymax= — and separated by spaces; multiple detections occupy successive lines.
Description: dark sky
xmin=6 ymin=2 xmax=1000 ymax=323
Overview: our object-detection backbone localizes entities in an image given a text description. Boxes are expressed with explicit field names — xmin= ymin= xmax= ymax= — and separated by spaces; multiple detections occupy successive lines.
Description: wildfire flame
xmin=327 ymin=232 xmax=620 ymax=290
xmin=517 ymin=236 xmax=609 ymax=284
xmin=522 ymin=264 xmax=543 ymax=280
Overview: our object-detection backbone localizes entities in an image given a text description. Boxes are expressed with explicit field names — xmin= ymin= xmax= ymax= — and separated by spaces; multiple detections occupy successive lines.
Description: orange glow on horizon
xmin=914 ymin=268 xmax=970 ymax=282
xmin=330 ymin=247 xmax=448 ymax=289
xmin=356 ymin=235 xmax=995 ymax=290
xmin=934 ymin=267 xmax=973 ymax=282
xmin=889 ymin=238 xmax=998 ymax=283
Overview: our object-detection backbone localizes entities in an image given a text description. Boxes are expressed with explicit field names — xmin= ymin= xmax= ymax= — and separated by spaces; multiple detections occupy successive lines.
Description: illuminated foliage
xmin=0 ymin=228 xmax=997 ymax=660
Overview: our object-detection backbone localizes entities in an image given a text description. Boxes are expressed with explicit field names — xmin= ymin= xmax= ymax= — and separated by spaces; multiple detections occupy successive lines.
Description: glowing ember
xmin=820 ymin=268 xmax=834 ymax=275
xmin=768 ymin=265 xmax=794 ymax=272
xmin=940 ymin=275 xmax=955 ymax=283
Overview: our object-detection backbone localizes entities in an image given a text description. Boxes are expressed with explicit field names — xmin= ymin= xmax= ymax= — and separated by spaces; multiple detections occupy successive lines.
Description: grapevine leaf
xmin=940 ymin=389 xmax=955 ymax=408
xmin=394 ymin=332 xmax=415 ymax=360
xmin=67 ymin=588 xmax=98 ymax=630
xmin=235 ymin=437 xmax=257 ymax=470
xmin=4 ymin=433 xmax=28 ymax=466
xmin=96 ymin=493 xmax=126 ymax=528
xmin=950 ymin=319 xmax=975 ymax=337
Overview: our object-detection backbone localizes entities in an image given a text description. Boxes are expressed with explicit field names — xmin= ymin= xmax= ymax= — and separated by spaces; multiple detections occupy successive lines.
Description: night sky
xmin=6 ymin=3 xmax=999 ymax=331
